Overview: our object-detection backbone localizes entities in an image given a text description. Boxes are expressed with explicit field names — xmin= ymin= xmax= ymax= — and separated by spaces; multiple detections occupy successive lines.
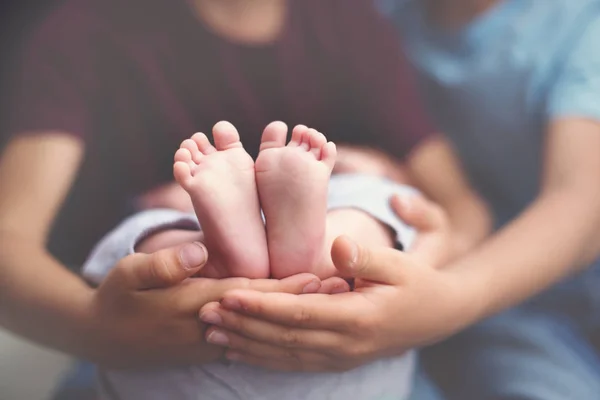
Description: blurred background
xmin=0 ymin=4 xmax=73 ymax=400
xmin=2 ymin=1 xmax=599 ymax=399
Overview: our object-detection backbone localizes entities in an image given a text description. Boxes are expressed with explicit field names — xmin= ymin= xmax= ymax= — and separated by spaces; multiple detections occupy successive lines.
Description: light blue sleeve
xmin=547 ymin=14 xmax=600 ymax=120
xmin=82 ymin=209 xmax=199 ymax=284
xmin=82 ymin=174 xmax=418 ymax=284
xmin=328 ymin=174 xmax=418 ymax=251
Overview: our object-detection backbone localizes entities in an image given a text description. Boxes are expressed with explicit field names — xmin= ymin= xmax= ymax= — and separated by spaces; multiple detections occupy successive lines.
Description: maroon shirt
xmin=7 ymin=0 xmax=435 ymax=265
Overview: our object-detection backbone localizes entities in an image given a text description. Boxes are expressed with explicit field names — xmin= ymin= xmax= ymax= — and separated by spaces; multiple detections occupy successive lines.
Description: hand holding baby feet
xmin=255 ymin=122 xmax=337 ymax=279
xmin=174 ymin=121 xmax=269 ymax=279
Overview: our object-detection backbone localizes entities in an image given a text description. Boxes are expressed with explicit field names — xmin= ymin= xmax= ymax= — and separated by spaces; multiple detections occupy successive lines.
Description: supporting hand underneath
xmin=85 ymin=242 xmax=331 ymax=368
xmin=198 ymin=195 xmax=475 ymax=372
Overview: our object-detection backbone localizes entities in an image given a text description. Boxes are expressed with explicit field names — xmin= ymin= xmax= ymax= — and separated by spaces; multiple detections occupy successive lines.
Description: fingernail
xmin=207 ymin=330 xmax=229 ymax=345
xmin=221 ymin=298 xmax=241 ymax=310
xmin=226 ymin=351 xmax=242 ymax=361
xmin=199 ymin=311 xmax=222 ymax=325
xmin=331 ymin=284 xmax=349 ymax=294
xmin=180 ymin=242 xmax=207 ymax=270
xmin=302 ymin=279 xmax=321 ymax=294
xmin=348 ymin=240 xmax=359 ymax=266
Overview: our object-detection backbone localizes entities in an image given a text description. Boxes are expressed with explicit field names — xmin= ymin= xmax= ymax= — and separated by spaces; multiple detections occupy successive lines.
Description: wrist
xmin=62 ymin=286 xmax=107 ymax=361
xmin=443 ymin=262 xmax=492 ymax=333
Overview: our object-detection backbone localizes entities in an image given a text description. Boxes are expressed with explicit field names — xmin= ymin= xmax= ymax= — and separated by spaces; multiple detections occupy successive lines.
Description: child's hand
xmin=195 ymin=196 xmax=468 ymax=373
xmin=83 ymin=242 xmax=324 ymax=368
xmin=391 ymin=194 xmax=453 ymax=268
xmin=197 ymin=236 xmax=473 ymax=373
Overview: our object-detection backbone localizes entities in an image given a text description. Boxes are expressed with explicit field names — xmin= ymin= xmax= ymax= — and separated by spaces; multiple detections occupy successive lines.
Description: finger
xmin=318 ymin=277 xmax=351 ymax=294
xmin=162 ymin=273 xmax=323 ymax=314
xmin=217 ymin=290 xmax=366 ymax=330
xmin=199 ymin=273 xmax=322 ymax=300
xmin=248 ymin=273 xmax=322 ymax=294
xmin=391 ymin=195 xmax=447 ymax=232
xmin=207 ymin=327 xmax=299 ymax=361
xmin=109 ymin=242 xmax=208 ymax=290
xmin=200 ymin=304 xmax=343 ymax=350
xmin=205 ymin=326 xmax=340 ymax=369
xmin=331 ymin=235 xmax=407 ymax=284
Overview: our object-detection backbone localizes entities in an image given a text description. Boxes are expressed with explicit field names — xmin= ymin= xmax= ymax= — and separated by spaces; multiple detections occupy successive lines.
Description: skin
xmin=136 ymin=140 xmax=460 ymax=277
xmin=0 ymin=0 xmax=488 ymax=367
xmin=0 ymin=0 xmax=294 ymax=367
xmin=189 ymin=0 xmax=493 ymax=261
xmin=191 ymin=0 xmax=287 ymax=45
xmin=0 ymin=135 xmax=335 ymax=368
xmin=189 ymin=0 xmax=600 ymax=369
xmin=4 ymin=0 xmax=592 ymax=379
xmin=197 ymin=117 xmax=600 ymax=372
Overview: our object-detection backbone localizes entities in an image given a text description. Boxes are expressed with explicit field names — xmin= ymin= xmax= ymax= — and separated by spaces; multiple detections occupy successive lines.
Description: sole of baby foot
xmin=174 ymin=121 xmax=269 ymax=279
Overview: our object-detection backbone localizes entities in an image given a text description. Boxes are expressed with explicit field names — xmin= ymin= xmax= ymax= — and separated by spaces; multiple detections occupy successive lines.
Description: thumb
xmin=109 ymin=242 xmax=208 ymax=290
xmin=391 ymin=195 xmax=447 ymax=233
xmin=331 ymin=235 xmax=405 ymax=284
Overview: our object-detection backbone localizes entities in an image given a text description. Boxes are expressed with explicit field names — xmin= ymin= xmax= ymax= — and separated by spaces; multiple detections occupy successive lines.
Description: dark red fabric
xmin=7 ymin=0 xmax=436 ymax=265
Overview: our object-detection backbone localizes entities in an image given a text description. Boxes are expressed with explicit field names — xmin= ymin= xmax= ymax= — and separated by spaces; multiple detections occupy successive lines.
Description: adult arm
xmin=454 ymin=9 xmax=600 ymax=313
xmin=0 ymin=134 xmax=324 ymax=367
xmin=337 ymin=0 xmax=491 ymax=262
xmin=0 ymin=135 xmax=93 ymax=354
xmin=198 ymin=122 xmax=600 ymax=370
xmin=196 ymin=14 xmax=600 ymax=369
xmin=333 ymin=142 xmax=490 ymax=265
xmin=0 ymin=9 xmax=329 ymax=367
xmin=458 ymin=117 xmax=600 ymax=315
xmin=405 ymin=136 xmax=492 ymax=263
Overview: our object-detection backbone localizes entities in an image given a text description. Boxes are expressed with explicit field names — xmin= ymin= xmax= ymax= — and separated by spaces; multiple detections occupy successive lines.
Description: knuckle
xmin=291 ymin=308 xmax=312 ymax=325
xmin=355 ymin=248 xmax=371 ymax=273
xmin=112 ymin=254 xmax=140 ymax=280
xmin=281 ymin=329 xmax=302 ymax=347
xmin=250 ymin=300 xmax=266 ymax=315
xmin=149 ymin=253 xmax=177 ymax=284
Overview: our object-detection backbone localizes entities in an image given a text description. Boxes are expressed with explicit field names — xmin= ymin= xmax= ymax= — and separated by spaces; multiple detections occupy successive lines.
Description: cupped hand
xmin=85 ymin=242 xmax=328 ymax=368
xmin=198 ymin=195 xmax=472 ymax=372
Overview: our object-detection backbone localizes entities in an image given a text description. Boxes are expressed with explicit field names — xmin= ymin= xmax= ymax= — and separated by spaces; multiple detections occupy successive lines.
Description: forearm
xmin=404 ymin=137 xmax=493 ymax=259
xmin=0 ymin=233 xmax=94 ymax=358
xmin=452 ymin=188 xmax=600 ymax=326
xmin=445 ymin=193 xmax=492 ymax=259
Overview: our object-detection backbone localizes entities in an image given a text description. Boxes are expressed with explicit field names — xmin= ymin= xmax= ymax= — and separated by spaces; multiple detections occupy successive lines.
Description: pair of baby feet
xmin=174 ymin=121 xmax=337 ymax=279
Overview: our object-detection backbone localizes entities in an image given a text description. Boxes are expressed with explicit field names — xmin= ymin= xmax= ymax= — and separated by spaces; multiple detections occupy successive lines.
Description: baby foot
xmin=174 ymin=121 xmax=269 ymax=279
xmin=255 ymin=122 xmax=337 ymax=279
